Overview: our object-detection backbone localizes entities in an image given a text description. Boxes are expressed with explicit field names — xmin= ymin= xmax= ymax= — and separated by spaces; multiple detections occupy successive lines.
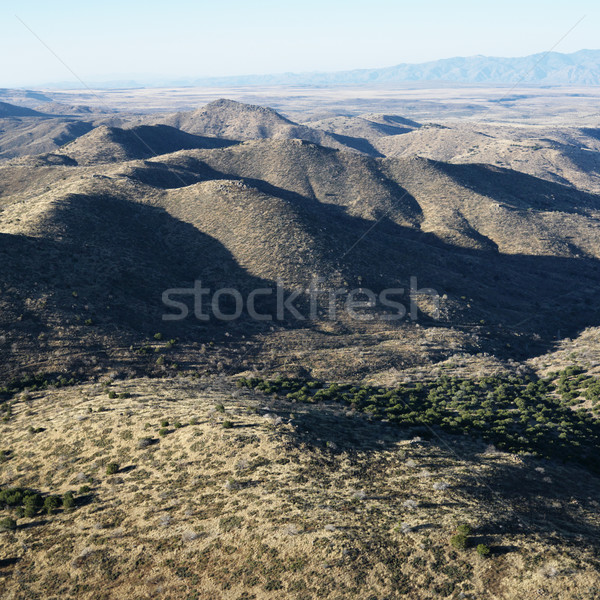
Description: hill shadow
xmin=2 ymin=167 xmax=600 ymax=378
xmin=432 ymin=161 xmax=600 ymax=213
xmin=456 ymin=455 xmax=600 ymax=546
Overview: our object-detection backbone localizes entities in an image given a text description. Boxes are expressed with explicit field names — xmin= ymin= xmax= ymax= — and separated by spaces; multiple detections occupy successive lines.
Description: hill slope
xmin=375 ymin=122 xmax=600 ymax=194
xmin=143 ymin=99 xmax=381 ymax=155
xmin=2 ymin=131 xmax=600 ymax=380
xmin=0 ymin=101 xmax=46 ymax=118
xmin=56 ymin=124 xmax=237 ymax=165
xmin=0 ymin=376 xmax=599 ymax=599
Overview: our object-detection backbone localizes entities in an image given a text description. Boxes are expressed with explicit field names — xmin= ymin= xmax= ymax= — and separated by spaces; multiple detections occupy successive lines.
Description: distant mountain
xmin=186 ymin=50 xmax=600 ymax=87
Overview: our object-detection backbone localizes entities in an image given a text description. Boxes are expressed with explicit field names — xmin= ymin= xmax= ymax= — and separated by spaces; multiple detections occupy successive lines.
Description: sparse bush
xmin=160 ymin=419 xmax=169 ymax=427
xmin=153 ymin=333 xmax=163 ymax=341
xmin=476 ymin=543 xmax=491 ymax=557
xmin=222 ymin=420 xmax=233 ymax=429
xmin=78 ymin=485 xmax=91 ymax=494
xmin=159 ymin=428 xmax=168 ymax=437
xmin=43 ymin=496 xmax=61 ymax=515
xmin=62 ymin=492 xmax=75 ymax=510
xmin=108 ymin=391 xmax=117 ymax=399
xmin=106 ymin=462 xmax=120 ymax=475
xmin=23 ymin=493 xmax=43 ymax=517
xmin=173 ymin=421 xmax=183 ymax=429
xmin=189 ymin=417 xmax=198 ymax=425
xmin=137 ymin=437 xmax=154 ymax=449
xmin=214 ymin=403 xmax=225 ymax=413
xmin=450 ymin=533 xmax=469 ymax=550
xmin=456 ymin=524 xmax=472 ymax=536
xmin=0 ymin=517 xmax=17 ymax=532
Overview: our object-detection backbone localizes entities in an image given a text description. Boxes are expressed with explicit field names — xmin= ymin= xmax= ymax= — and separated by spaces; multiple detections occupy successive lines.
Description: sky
xmin=1 ymin=0 xmax=598 ymax=87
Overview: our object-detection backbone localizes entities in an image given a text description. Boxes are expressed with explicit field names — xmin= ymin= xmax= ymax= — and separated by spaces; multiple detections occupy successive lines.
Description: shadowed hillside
xmin=57 ymin=124 xmax=238 ymax=165
xmin=1 ymin=125 xmax=600 ymax=380
xmin=0 ymin=101 xmax=46 ymax=118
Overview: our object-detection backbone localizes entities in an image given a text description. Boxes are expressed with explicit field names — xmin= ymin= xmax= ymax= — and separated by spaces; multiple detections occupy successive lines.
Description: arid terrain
xmin=1 ymin=85 xmax=600 ymax=598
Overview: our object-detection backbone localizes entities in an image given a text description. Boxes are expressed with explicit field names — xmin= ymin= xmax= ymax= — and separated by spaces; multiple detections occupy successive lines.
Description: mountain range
xmin=1 ymin=97 xmax=600 ymax=382
xmin=188 ymin=50 xmax=600 ymax=87
xmin=35 ymin=49 xmax=600 ymax=88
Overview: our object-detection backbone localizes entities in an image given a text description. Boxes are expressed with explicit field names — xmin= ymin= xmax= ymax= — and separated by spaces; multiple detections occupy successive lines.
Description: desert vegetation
xmin=0 ymin=376 xmax=599 ymax=599
xmin=236 ymin=367 xmax=600 ymax=472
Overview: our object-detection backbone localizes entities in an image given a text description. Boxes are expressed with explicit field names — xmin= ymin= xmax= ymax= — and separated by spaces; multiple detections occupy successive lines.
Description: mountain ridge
xmin=38 ymin=50 xmax=600 ymax=88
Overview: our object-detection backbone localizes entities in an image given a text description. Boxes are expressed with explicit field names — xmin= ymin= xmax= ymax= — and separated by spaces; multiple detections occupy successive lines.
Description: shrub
xmin=106 ymin=463 xmax=120 ymax=475
xmin=215 ymin=403 xmax=225 ymax=413
xmin=476 ymin=543 xmax=491 ymax=557
xmin=456 ymin=524 xmax=472 ymax=536
xmin=23 ymin=493 xmax=43 ymax=517
xmin=137 ymin=437 xmax=154 ymax=449
xmin=108 ymin=391 xmax=117 ymax=399
xmin=222 ymin=420 xmax=233 ymax=429
xmin=174 ymin=421 xmax=183 ymax=429
xmin=62 ymin=492 xmax=75 ymax=510
xmin=189 ymin=417 xmax=198 ymax=426
xmin=0 ymin=489 xmax=23 ymax=507
xmin=159 ymin=428 xmax=168 ymax=437
xmin=160 ymin=419 xmax=169 ymax=428
xmin=43 ymin=496 xmax=61 ymax=515
xmin=78 ymin=485 xmax=91 ymax=494
xmin=0 ymin=517 xmax=17 ymax=532
xmin=450 ymin=534 xmax=468 ymax=550
xmin=154 ymin=333 xmax=163 ymax=341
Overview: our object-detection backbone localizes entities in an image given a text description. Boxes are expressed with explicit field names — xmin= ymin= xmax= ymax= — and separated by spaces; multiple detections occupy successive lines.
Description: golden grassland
xmin=1 ymin=375 xmax=599 ymax=599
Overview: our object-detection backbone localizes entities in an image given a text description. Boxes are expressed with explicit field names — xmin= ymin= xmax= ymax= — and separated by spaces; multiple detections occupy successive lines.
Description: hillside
xmin=375 ymin=122 xmax=600 ymax=194
xmin=142 ymin=99 xmax=381 ymax=155
xmin=0 ymin=376 xmax=599 ymax=599
xmin=56 ymin=124 xmax=237 ymax=165
xmin=1 ymin=121 xmax=600 ymax=381
xmin=305 ymin=114 xmax=422 ymax=141
xmin=0 ymin=101 xmax=46 ymax=118
xmin=0 ymin=118 xmax=95 ymax=161
xmin=2 ymin=90 xmax=600 ymax=600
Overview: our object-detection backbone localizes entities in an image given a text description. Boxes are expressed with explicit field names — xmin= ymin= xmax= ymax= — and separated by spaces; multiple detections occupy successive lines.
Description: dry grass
xmin=1 ymin=376 xmax=599 ymax=599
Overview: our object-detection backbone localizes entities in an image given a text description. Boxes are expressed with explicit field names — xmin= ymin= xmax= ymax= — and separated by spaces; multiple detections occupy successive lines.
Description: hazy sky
xmin=2 ymin=0 xmax=598 ymax=86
